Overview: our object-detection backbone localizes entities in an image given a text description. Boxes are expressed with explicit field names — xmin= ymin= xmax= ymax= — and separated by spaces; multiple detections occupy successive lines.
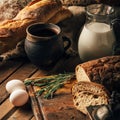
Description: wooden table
xmin=0 ymin=59 xmax=38 ymax=120
xmin=0 ymin=55 xmax=82 ymax=120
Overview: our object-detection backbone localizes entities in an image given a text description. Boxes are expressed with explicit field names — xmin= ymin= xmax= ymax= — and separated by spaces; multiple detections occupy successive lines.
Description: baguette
xmin=75 ymin=56 xmax=120 ymax=93
xmin=0 ymin=19 xmax=35 ymax=54
xmin=72 ymin=81 xmax=110 ymax=114
xmin=14 ymin=0 xmax=62 ymax=21
xmin=47 ymin=6 xmax=73 ymax=24
xmin=0 ymin=0 xmax=62 ymax=55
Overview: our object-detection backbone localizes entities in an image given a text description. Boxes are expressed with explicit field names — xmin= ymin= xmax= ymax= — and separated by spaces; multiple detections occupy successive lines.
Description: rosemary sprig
xmin=44 ymin=83 xmax=63 ymax=99
xmin=24 ymin=76 xmax=54 ymax=85
xmin=24 ymin=73 xmax=75 ymax=99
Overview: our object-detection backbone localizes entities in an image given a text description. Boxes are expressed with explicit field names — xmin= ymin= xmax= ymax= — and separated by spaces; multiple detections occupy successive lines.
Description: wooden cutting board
xmin=25 ymin=54 xmax=89 ymax=120
xmin=26 ymin=78 xmax=89 ymax=120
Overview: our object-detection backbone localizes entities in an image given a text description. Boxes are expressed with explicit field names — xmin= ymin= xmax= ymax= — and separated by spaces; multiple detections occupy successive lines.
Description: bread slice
xmin=75 ymin=56 xmax=120 ymax=93
xmin=72 ymin=81 xmax=110 ymax=114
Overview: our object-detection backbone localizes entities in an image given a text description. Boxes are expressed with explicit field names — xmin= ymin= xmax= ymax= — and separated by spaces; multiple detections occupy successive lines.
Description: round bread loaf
xmin=61 ymin=0 xmax=120 ymax=6
xmin=72 ymin=81 xmax=110 ymax=114
xmin=75 ymin=56 xmax=120 ymax=93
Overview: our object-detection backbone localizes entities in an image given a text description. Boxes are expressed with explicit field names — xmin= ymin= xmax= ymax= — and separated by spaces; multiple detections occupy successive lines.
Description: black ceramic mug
xmin=25 ymin=23 xmax=71 ymax=69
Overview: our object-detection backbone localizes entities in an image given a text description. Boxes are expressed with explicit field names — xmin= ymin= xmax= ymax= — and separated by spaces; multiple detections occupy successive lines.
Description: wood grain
xmin=27 ymin=76 xmax=88 ymax=120
xmin=0 ymin=60 xmax=37 ymax=120
xmin=0 ymin=53 xmax=81 ymax=119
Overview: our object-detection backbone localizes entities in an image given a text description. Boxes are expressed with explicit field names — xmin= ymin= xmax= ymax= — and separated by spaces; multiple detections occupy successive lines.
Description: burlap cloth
xmin=0 ymin=2 xmax=120 ymax=73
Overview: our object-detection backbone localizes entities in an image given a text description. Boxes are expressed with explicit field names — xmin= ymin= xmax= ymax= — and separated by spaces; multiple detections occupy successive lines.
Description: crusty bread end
xmin=75 ymin=65 xmax=90 ymax=82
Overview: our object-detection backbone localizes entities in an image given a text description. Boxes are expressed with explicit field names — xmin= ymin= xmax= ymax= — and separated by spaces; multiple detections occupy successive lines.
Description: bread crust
xmin=47 ymin=6 xmax=73 ymax=24
xmin=72 ymin=81 xmax=110 ymax=114
xmin=0 ymin=19 xmax=35 ymax=54
xmin=14 ymin=0 xmax=62 ymax=21
xmin=76 ymin=56 xmax=120 ymax=93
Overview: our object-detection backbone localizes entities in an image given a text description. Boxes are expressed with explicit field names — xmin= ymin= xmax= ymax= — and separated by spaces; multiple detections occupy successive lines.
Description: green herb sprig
xmin=24 ymin=73 xmax=75 ymax=99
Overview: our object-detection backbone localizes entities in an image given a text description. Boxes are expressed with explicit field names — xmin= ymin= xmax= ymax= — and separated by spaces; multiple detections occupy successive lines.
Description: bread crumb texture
xmin=72 ymin=81 xmax=110 ymax=114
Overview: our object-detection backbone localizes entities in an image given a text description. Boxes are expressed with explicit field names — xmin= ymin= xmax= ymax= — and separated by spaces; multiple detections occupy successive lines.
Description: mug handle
xmin=62 ymin=36 xmax=71 ymax=51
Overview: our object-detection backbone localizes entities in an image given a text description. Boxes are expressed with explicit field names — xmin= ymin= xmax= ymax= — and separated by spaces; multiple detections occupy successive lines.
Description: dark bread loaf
xmin=76 ymin=56 xmax=120 ymax=93
xmin=96 ymin=0 xmax=120 ymax=6
xmin=61 ymin=0 xmax=120 ymax=6
xmin=72 ymin=81 xmax=110 ymax=114
xmin=61 ymin=0 xmax=97 ymax=6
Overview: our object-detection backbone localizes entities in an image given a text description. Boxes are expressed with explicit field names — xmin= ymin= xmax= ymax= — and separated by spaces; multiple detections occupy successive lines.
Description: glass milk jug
xmin=78 ymin=4 xmax=115 ymax=62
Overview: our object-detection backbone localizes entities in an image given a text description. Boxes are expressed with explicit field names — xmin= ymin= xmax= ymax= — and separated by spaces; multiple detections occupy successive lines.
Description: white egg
xmin=9 ymin=89 xmax=29 ymax=106
xmin=6 ymin=79 xmax=26 ymax=93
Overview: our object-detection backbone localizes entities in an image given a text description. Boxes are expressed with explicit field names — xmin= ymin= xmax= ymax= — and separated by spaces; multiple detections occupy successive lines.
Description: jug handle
xmin=111 ymin=18 xmax=120 ymax=55
xmin=62 ymin=36 xmax=71 ymax=51
xmin=111 ymin=18 xmax=120 ymax=42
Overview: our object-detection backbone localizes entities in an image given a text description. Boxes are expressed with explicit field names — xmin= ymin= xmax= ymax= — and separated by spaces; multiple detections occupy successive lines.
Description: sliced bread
xmin=72 ymin=81 xmax=110 ymax=114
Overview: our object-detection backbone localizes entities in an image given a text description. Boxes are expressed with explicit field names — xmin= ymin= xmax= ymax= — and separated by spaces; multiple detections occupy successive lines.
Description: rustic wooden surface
xmin=0 ymin=59 xmax=37 ymax=120
xmin=28 ymin=78 xmax=88 ymax=120
xmin=0 ymin=54 xmax=83 ymax=120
